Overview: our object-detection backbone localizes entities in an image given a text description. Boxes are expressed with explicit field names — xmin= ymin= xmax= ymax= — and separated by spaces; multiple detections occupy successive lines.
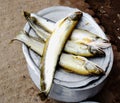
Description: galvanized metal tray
xmin=23 ymin=6 xmax=113 ymax=102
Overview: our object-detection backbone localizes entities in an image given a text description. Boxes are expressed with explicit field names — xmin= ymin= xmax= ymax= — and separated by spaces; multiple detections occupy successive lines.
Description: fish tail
xmin=38 ymin=92 xmax=48 ymax=101
xmin=11 ymin=31 xmax=27 ymax=42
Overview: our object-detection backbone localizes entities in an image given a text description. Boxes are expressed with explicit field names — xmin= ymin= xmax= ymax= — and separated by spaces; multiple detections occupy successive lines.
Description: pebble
xmin=118 ymin=36 xmax=120 ymax=40
xmin=117 ymin=13 xmax=120 ymax=20
xmin=100 ymin=6 xmax=104 ymax=9
xmin=99 ymin=9 xmax=106 ymax=14
xmin=23 ymin=75 xmax=26 ymax=79
xmin=113 ymin=20 xmax=116 ymax=23
xmin=117 ymin=28 xmax=120 ymax=31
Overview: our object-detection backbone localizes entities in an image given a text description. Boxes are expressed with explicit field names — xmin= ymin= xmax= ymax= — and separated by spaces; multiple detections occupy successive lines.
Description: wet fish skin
xmin=18 ymin=11 xmax=105 ymax=99
xmin=40 ymin=11 xmax=82 ymax=99
xmin=23 ymin=11 xmax=50 ymax=41
xmin=59 ymin=53 xmax=105 ymax=75
xmin=14 ymin=31 xmax=105 ymax=75
xmin=24 ymin=11 xmax=105 ymax=57
xmin=13 ymin=31 xmax=105 ymax=58
xmin=71 ymin=29 xmax=111 ymax=48
xmin=28 ymin=12 xmax=110 ymax=48
xmin=13 ymin=31 xmax=105 ymax=77
xmin=64 ymin=41 xmax=105 ymax=57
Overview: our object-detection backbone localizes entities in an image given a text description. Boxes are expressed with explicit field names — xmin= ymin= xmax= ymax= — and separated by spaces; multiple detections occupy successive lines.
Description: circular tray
xmin=23 ymin=6 xmax=113 ymax=102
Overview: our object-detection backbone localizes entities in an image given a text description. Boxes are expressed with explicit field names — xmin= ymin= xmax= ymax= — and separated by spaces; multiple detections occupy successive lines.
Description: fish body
xmin=13 ymin=10 xmax=107 ymax=101
xmin=59 ymin=53 xmax=104 ymax=75
xmin=24 ymin=11 xmax=105 ymax=57
xmin=13 ymin=30 xmax=104 ymax=98
xmin=40 ymin=11 xmax=82 ymax=99
xmin=14 ymin=31 xmax=104 ymax=76
xmin=70 ymin=29 xmax=111 ymax=48
xmin=64 ymin=40 xmax=105 ymax=57
xmin=28 ymin=12 xmax=110 ymax=48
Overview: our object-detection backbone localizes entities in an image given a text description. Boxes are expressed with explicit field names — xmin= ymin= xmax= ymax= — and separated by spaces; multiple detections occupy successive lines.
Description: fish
xmin=23 ymin=11 xmax=105 ymax=57
xmin=12 ymin=31 xmax=104 ymax=57
xmin=13 ymin=31 xmax=104 ymax=76
xmin=70 ymin=29 xmax=111 ymax=48
xmin=59 ymin=53 xmax=104 ymax=75
xmin=23 ymin=11 xmax=50 ymax=41
xmin=13 ymin=31 xmax=104 ymax=87
xmin=39 ymin=11 xmax=82 ymax=100
xmin=25 ymin=11 xmax=110 ymax=48
xmin=20 ymin=11 xmax=105 ymax=100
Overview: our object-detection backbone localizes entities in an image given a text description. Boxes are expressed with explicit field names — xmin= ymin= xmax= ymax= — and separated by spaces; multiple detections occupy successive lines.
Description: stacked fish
xmin=13 ymin=7 xmax=112 ymax=102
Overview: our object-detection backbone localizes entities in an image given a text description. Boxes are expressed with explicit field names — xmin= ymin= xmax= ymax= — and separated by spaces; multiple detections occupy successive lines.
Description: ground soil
xmin=0 ymin=0 xmax=120 ymax=103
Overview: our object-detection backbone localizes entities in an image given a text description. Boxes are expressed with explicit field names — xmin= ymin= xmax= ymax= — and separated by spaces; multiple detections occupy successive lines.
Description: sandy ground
xmin=0 ymin=0 xmax=120 ymax=103
xmin=0 ymin=0 xmax=60 ymax=103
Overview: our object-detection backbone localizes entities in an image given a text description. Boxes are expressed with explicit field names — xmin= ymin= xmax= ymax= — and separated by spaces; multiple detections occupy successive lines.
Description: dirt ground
xmin=0 ymin=0 xmax=120 ymax=103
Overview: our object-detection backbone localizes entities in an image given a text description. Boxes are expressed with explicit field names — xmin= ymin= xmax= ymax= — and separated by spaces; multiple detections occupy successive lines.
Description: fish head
xmin=85 ymin=61 xmax=105 ymax=75
xmin=68 ymin=11 xmax=83 ymax=21
xmin=89 ymin=45 xmax=105 ymax=56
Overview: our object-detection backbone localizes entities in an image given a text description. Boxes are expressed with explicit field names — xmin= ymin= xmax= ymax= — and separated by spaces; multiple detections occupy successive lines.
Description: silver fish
xmin=70 ymin=29 xmax=111 ymax=48
xmin=39 ymin=11 xmax=82 ymax=99
xmin=59 ymin=53 xmax=104 ymax=75
xmin=27 ymin=11 xmax=110 ymax=48
xmin=23 ymin=11 xmax=105 ymax=57
xmin=64 ymin=41 xmax=105 ymax=57
xmin=13 ymin=31 xmax=104 ymax=76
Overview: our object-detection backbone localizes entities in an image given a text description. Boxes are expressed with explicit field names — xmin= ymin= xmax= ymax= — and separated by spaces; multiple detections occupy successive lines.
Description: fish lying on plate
xmin=13 ymin=10 xmax=107 ymax=101
xmin=40 ymin=11 xmax=82 ymax=99
xmin=24 ymin=11 xmax=111 ymax=48
xmin=13 ymin=31 xmax=104 ymax=76
xmin=23 ymin=11 xmax=106 ymax=57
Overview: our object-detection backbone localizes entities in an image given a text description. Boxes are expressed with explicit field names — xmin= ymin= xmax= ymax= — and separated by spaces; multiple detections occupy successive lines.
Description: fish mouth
xmin=85 ymin=61 xmax=105 ymax=75
xmin=68 ymin=11 xmax=83 ymax=21
xmin=89 ymin=45 xmax=105 ymax=57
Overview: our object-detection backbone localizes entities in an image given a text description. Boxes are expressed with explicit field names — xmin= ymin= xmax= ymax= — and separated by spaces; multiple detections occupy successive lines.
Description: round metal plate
xmin=22 ymin=6 xmax=113 ymax=102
